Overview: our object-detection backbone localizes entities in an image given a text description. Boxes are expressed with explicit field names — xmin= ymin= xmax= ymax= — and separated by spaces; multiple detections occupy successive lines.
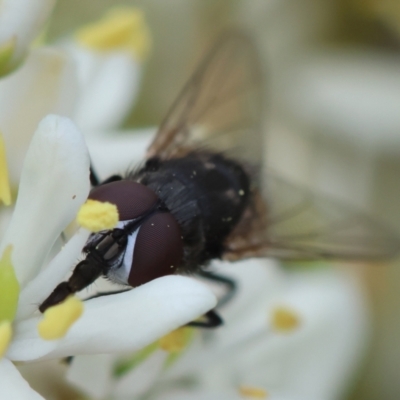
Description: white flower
xmin=0 ymin=47 xmax=79 ymax=184
xmin=281 ymin=49 xmax=400 ymax=151
xmin=0 ymin=0 xmax=55 ymax=76
xmin=159 ymin=261 xmax=368 ymax=400
xmin=0 ymin=7 xmax=151 ymax=186
xmin=66 ymin=259 xmax=368 ymax=400
xmin=0 ymin=115 xmax=216 ymax=399
xmin=60 ymin=7 xmax=151 ymax=134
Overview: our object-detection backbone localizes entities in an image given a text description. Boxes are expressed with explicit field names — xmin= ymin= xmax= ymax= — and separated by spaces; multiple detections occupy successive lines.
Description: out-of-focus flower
xmin=61 ymin=7 xmax=151 ymax=134
xmin=0 ymin=6 xmax=150 ymax=186
xmin=66 ymin=259 xmax=368 ymax=400
xmin=0 ymin=0 xmax=55 ymax=77
xmin=0 ymin=48 xmax=79 ymax=185
xmin=0 ymin=115 xmax=216 ymax=399
xmin=0 ymin=114 xmax=89 ymax=399
xmin=281 ymin=50 xmax=400 ymax=152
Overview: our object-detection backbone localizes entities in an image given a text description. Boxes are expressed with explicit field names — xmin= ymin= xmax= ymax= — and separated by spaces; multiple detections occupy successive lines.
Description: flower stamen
xmin=77 ymin=199 xmax=119 ymax=232
xmin=38 ymin=296 xmax=83 ymax=340
xmin=271 ymin=306 xmax=301 ymax=332
xmin=0 ymin=321 xmax=12 ymax=358
xmin=0 ymin=246 xmax=19 ymax=322
xmin=159 ymin=327 xmax=192 ymax=353
xmin=0 ymin=131 xmax=12 ymax=205
xmin=238 ymin=385 xmax=268 ymax=399
xmin=75 ymin=7 xmax=151 ymax=60
xmin=0 ymin=37 xmax=16 ymax=77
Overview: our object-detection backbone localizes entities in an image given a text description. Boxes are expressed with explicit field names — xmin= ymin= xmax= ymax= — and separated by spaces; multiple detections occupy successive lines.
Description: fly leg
xmin=185 ymin=271 xmax=237 ymax=329
xmin=90 ymin=164 xmax=122 ymax=187
xmin=187 ymin=310 xmax=223 ymax=328
xmin=197 ymin=270 xmax=237 ymax=307
xmin=90 ymin=165 xmax=101 ymax=186
xmin=39 ymin=258 xmax=104 ymax=313
xmin=90 ymin=164 xmax=122 ymax=186
xmin=84 ymin=289 xmax=131 ymax=300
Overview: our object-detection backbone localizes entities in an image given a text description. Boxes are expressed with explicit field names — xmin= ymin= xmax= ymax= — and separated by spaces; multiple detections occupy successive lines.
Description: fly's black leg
xmin=186 ymin=271 xmax=236 ymax=329
xmin=101 ymin=174 xmax=123 ymax=184
xmin=187 ymin=310 xmax=223 ymax=328
xmin=90 ymin=164 xmax=122 ymax=187
xmin=197 ymin=270 xmax=237 ymax=307
xmin=84 ymin=289 xmax=131 ymax=300
xmin=90 ymin=165 xmax=101 ymax=186
xmin=39 ymin=259 xmax=104 ymax=313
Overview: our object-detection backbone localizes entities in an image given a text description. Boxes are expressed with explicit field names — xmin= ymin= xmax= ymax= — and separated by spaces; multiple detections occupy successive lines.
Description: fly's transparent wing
xmin=224 ymin=173 xmax=400 ymax=261
xmin=146 ymin=32 xmax=399 ymax=262
xmin=262 ymin=174 xmax=400 ymax=260
xmin=146 ymin=32 xmax=264 ymax=167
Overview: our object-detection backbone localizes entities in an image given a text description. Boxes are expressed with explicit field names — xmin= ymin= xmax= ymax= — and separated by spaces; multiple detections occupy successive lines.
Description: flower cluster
xmin=0 ymin=2 xmax=371 ymax=400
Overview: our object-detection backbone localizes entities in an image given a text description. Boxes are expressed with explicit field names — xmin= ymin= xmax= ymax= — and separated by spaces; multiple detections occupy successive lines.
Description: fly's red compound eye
xmin=128 ymin=212 xmax=183 ymax=287
xmin=89 ymin=181 xmax=158 ymax=221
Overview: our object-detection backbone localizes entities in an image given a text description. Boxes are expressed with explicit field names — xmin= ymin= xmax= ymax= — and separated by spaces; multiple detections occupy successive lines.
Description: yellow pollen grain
xmin=0 ymin=132 xmax=11 ymax=205
xmin=75 ymin=7 xmax=151 ymax=60
xmin=0 ymin=37 xmax=16 ymax=77
xmin=238 ymin=385 xmax=268 ymax=399
xmin=0 ymin=246 xmax=19 ymax=322
xmin=271 ymin=306 xmax=301 ymax=332
xmin=77 ymin=199 xmax=119 ymax=232
xmin=0 ymin=321 xmax=12 ymax=358
xmin=38 ymin=296 xmax=83 ymax=340
xmin=159 ymin=327 xmax=192 ymax=352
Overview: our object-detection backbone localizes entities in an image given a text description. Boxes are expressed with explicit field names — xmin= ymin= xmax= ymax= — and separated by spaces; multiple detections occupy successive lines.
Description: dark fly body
xmin=40 ymin=33 xmax=400 ymax=326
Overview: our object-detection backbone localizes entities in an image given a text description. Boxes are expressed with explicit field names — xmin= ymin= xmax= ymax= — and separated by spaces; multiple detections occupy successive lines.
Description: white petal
xmin=157 ymin=389 xmax=308 ymax=400
xmin=67 ymin=354 xmax=116 ymax=399
xmin=9 ymin=276 xmax=216 ymax=361
xmin=64 ymin=43 xmax=141 ymax=133
xmin=0 ymin=358 xmax=44 ymax=400
xmin=16 ymin=229 xmax=91 ymax=320
xmin=0 ymin=115 xmax=90 ymax=287
xmin=0 ymin=47 xmax=79 ymax=183
xmin=113 ymin=351 xmax=167 ymax=398
xmin=156 ymin=389 xmax=242 ymax=400
xmin=86 ymin=128 xmax=153 ymax=181
xmin=283 ymin=50 xmax=400 ymax=150
xmin=0 ymin=0 xmax=55 ymax=73
xmin=260 ymin=269 xmax=369 ymax=400
xmin=162 ymin=267 xmax=368 ymax=400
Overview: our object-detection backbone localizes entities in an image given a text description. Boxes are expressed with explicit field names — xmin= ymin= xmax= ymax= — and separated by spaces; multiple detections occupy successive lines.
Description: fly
xmin=39 ymin=32 xmax=400 ymax=327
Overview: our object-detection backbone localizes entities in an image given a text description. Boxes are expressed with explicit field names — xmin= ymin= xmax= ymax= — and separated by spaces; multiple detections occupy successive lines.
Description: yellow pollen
xmin=75 ymin=7 xmax=151 ymax=60
xmin=38 ymin=296 xmax=83 ymax=340
xmin=159 ymin=327 xmax=192 ymax=352
xmin=0 ymin=246 xmax=19 ymax=322
xmin=77 ymin=199 xmax=119 ymax=232
xmin=238 ymin=385 xmax=268 ymax=399
xmin=0 ymin=131 xmax=11 ymax=205
xmin=0 ymin=321 xmax=12 ymax=358
xmin=0 ymin=37 xmax=16 ymax=77
xmin=271 ymin=306 xmax=301 ymax=332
